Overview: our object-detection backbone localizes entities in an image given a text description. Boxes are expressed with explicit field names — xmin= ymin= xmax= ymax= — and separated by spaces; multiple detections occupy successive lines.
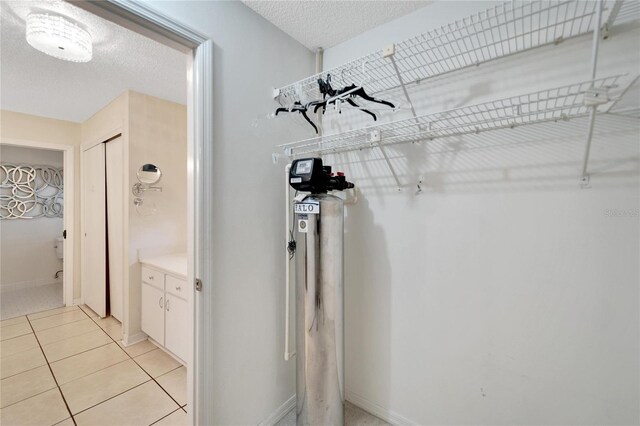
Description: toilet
xmin=55 ymin=236 xmax=64 ymax=260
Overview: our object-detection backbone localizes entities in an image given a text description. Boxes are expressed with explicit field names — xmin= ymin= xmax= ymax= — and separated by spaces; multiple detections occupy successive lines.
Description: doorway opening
xmin=0 ymin=139 xmax=75 ymax=318
xmin=0 ymin=0 xmax=209 ymax=423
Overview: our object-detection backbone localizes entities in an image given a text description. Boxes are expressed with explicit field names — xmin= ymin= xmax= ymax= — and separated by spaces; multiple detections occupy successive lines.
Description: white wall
xmin=127 ymin=91 xmax=187 ymax=340
xmin=321 ymin=2 xmax=639 ymax=425
xmin=0 ymin=146 xmax=64 ymax=290
xmin=143 ymin=1 xmax=315 ymax=424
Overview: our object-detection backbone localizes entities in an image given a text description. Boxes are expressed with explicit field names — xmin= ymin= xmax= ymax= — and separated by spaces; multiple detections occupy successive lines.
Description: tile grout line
xmin=46 ymin=342 xmax=114 ymax=364
xmin=17 ymin=305 xmax=184 ymax=424
xmin=30 ymin=313 xmax=92 ymax=333
xmin=128 ymin=356 xmax=184 ymax=410
xmin=0 ymin=318 xmax=30 ymax=329
xmin=1 ymin=359 xmax=50 ymax=381
xmin=1 ymin=309 xmax=123 ymax=413
xmin=54 ymin=350 xmax=132 ymax=384
xmin=71 ymin=377 xmax=153 ymax=417
xmin=2 ymin=330 xmax=108 ymax=378
xmin=0 ymin=314 xmax=29 ymax=324
xmin=41 ymin=326 xmax=111 ymax=347
xmin=25 ymin=305 xmax=80 ymax=322
xmin=0 ymin=377 xmax=56 ymax=412
xmin=0 ymin=330 xmax=33 ymax=342
xmin=25 ymin=312 xmax=78 ymax=426
xmin=149 ymin=407 xmax=185 ymax=425
xmin=85 ymin=309 xmax=185 ymax=414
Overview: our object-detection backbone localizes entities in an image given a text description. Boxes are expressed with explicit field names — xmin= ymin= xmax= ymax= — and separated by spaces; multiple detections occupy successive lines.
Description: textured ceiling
xmin=243 ymin=1 xmax=431 ymax=50
xmin=0 ymin=0 xmax=187 ymax=123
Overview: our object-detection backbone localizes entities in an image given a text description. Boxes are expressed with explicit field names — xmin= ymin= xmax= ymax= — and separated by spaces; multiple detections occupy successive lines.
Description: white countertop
xmin=140 ymin=253 xmax=187 ymax=278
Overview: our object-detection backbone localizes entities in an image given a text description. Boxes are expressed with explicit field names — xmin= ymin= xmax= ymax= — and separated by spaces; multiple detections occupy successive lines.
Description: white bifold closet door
xmin=105 ymin=137 xmax=124 ymax=321
xmin=82 ymin=137 xmax=125 ymax=320
xmin=82 ymin=143 xmax=107 ymax=317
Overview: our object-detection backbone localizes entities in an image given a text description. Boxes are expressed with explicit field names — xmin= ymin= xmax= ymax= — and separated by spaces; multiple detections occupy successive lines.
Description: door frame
xmin=0 ymin=138 xmax=75 ymax=308
xmin=72 ymin=2 xmax=213 ymax=425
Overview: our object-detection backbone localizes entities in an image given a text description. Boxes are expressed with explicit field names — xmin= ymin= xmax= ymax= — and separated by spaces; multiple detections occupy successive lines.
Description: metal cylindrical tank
xmin=295 ymin=193 xmax=345 ymax=426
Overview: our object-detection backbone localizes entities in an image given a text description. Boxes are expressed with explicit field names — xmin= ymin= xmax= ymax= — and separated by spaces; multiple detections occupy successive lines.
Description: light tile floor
xmin=0 ymin=283 xmax=63 ymax=320
xmin=0 ymin=305 xmax=187 ymax=426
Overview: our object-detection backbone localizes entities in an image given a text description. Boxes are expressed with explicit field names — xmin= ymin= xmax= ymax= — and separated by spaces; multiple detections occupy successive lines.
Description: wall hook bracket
xmin=580 ymin=174 xmax=591 ymax=188
xmin=132 ymin=182 xmax=162 ymax=197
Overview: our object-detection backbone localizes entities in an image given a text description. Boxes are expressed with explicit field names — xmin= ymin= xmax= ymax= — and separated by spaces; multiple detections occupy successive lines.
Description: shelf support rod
xmin=605 ymin=73 xmax=640 ymax=113
xmin=603 ymin=0 xmax=623 ymax=39
xmin=385 ymin=44 xmax=421 ymax=131
xmin=580 ymin=0 xmax=604 ymax=188
xmin=315 ymin=47 xmax=324 ymax=137
xmin=378 ymin=143 xmax=403 ymax=191
xmin=369 ymin=129 xmax=402 ymax=190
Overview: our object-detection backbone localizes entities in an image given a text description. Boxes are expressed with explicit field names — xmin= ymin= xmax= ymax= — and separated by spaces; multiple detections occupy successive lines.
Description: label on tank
xmin=294 ymin=202 xmax=319 ymax=214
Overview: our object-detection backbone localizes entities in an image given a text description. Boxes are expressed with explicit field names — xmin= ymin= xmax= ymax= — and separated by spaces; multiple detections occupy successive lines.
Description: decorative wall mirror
xmin=137 ymin=163 xmax=162 ymax=185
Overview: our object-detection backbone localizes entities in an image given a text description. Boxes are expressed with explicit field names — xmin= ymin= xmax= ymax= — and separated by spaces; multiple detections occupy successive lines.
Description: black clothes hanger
xmin=318 ymin=74 xmax=336 ymax=98
xmin=275 ymin=101 xmax=318 ymax=133
xmin=311 ymin=75 xmax=394 ymax=121
xmin=274 ymin=74 xmax=395 ymax=132
xmin=311 ymin=85 xmax=380 ymax=121
xmin=305 ymin=74 xmax=338 ymax=115
xmin=341 ymin=84 xmax=396 ymax=109
xmin=345 ymin=98 xmax=377 ymax=121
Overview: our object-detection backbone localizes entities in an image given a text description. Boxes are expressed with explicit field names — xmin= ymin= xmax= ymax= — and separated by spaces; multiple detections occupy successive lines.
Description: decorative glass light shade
xmin=26 ymin=13 xmax=92 ymax=63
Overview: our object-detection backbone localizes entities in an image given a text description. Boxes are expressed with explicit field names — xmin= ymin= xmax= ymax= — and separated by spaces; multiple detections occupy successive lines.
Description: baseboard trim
xmin=72 ymin=298 xmax=82 ymax=306
xmin=258 ymin=394 xmax=295 ymax=426
xmin=122 ymin=332 xmax=147 ymax=347
xmin=346 ymin=390 xmax=416 ymax=426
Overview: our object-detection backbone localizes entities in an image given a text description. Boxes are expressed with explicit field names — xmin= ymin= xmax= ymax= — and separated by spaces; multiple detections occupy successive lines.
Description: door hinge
xmin=63 ymin=230 xmax=67 ymax=239
xmin=195 ymin=278 xmax=202 ymax=292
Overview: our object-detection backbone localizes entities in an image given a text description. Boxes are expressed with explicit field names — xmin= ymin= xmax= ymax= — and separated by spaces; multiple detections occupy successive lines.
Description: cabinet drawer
xmin=141 ymin=266 xmax=164 ymax=289
xmin=166 ymin=275 xmax=187 ymax=298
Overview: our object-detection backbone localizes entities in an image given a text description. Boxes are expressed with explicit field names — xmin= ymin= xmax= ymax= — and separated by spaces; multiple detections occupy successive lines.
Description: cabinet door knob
xmin=176 ymin=286 xmax=181 ymax=291
xmin=159 ymin=297 xmax=163 ymax=308
xmin=149 ymin=276 xmax=154 ymax=280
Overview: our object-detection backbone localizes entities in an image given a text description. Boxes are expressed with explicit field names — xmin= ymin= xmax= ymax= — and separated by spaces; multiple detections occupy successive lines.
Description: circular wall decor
xmin=0 ymin=163 xmax=64 ymax=219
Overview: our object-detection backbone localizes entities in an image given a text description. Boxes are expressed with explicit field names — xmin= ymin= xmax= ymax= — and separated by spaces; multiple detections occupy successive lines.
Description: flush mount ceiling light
xmin=26 ymin=13 xmax=92 ymax=63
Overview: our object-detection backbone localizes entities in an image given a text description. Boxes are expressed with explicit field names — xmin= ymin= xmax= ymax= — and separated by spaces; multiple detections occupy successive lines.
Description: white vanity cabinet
xmin=141 ymin=281 xmax=165 ymax=345
xmin=140 ymin=253 xmax=188 ymax=364
xmin=165 ymin=293 xmax=189 ymax=362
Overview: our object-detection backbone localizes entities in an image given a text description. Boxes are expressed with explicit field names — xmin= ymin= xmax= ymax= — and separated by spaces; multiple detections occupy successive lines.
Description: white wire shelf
xmin=278 ymin=76 xmax=624 ymax=158
xmin=611 ymin=0 xmax=640 ymax=25
xmin=275 ymin=1 xmax=631 ymax=107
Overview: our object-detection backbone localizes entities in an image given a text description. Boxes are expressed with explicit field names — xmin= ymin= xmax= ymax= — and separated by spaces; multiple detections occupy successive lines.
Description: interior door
xmin=105 ymin=137 xmax=124 ymax=321
xmin=82 ymin=143 xmax=107 ymax=317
